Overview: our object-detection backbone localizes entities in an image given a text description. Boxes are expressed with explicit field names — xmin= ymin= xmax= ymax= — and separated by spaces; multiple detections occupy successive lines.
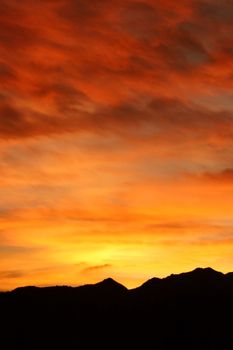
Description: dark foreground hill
xmin=1 ymin=268 xmax=233 ymax=349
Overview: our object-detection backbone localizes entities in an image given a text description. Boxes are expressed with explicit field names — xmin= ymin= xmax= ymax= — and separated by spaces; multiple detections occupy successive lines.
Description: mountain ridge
xmin=2 ymin=266 xmax=230 ymax=293
xmin=1 ymin=266 xmax=233 ymax=349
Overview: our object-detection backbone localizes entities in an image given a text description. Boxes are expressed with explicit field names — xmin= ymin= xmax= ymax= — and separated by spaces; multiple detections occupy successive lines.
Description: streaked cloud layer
xmin=0 ymin=0 xmax=233 ymax=289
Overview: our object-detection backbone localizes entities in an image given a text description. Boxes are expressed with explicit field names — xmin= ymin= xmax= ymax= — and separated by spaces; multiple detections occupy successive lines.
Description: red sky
xmin=0 ymin=0 xmax=233 ymax=289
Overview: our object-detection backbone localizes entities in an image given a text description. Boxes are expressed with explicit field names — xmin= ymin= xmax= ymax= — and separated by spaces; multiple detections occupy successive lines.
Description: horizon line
xmin=1 ymin=266 xmax=232 ymax=293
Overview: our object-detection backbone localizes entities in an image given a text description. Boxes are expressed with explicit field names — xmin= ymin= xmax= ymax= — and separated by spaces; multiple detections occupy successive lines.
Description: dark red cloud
xmin=196 ymin=0 xmax=233 ymax=23
xmin=0 ymin=0 xmax=232 ymax=141
xmin=200 ymin=169 xmax=233 ymax=183
xmin=0 ymin=89 xmax=233 ymax=147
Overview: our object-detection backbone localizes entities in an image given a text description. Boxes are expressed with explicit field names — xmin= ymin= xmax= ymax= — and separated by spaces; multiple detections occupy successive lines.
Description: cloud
xmin=119 ymin=2 xmax=160 ymax=40
xmin=0 ymin=0 xmax=233 ymax=290
xmin=196 ymin=0 xmax=233 ymax=23
xmin=0 ymin=244 xmax=43 ymax=256
xmin=58 ymin=0 xmax=109 ymax=23
xmin=1 ymin=89 xmax=232 ymax=145
xmin=93 ymin=97 xmax=233 ymax=148
xmin=82 ymin=264 xmax=112 ymax=273
xmin=199 ymin=168 xmax=233 ymax=183
xmin=157 ymin=33 xmax=210 ymax=71
xmin=0 ymin=92 xmax=95 ymax=139
xmin=0 ymin=63 xmax=16 ymax=81
xmin=0 ymin=0 xmax=231 ymax=143
xmin=0 ymin=270 xmax=25 ymax=279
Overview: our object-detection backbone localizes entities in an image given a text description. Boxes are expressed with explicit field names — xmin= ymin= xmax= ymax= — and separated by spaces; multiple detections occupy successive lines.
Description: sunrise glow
xmin=0 ymin=0 xmax=233 ymax=290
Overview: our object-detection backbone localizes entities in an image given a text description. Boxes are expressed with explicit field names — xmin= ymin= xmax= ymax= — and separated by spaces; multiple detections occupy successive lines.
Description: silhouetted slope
xmin=133 ymin=267 xmax=225 ymax=295
xmin=1 ymin=268 xmax=233 ymax=349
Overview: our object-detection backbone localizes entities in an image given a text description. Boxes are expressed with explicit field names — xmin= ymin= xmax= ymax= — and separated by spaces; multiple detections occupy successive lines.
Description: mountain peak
xmin=163 ymin=267 xmax=224 ymax=286
xmin=193 ymin=267 xmax=218 ymax=273
xmin=191 ymin=267 xmax=223 ymax=276
xmin=95 ymin=277 xmax=127 ymax=291
xmin=166 ymin=267 xmax=223 ymax=279
xmin=139 ymin=277 xmax=161 ymax=288
xmin=102 ymin=277 xmax=118 ymax=284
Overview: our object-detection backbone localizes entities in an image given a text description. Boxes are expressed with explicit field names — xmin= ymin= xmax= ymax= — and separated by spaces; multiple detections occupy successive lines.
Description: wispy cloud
xmin=82 ymin=264 xmax=112 ymax=273
xmin=0 ymin=0 xmax=233 ymax=289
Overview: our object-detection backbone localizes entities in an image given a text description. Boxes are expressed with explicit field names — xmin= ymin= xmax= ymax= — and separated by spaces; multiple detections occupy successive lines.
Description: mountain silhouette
xmin=1 ymin=267 xmax=233 ymax=349
xmin=90 ymin=277 xmax=127 ymax=292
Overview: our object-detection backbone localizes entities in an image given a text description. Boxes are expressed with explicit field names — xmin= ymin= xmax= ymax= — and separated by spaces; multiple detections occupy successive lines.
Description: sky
xmin=0 ymin=0 xmax=233 ymax=290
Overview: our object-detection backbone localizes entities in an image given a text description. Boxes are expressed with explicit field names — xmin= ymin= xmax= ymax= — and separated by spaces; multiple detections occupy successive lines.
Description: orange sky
xmin=0 ymin=0 xmax=233 ymax=290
